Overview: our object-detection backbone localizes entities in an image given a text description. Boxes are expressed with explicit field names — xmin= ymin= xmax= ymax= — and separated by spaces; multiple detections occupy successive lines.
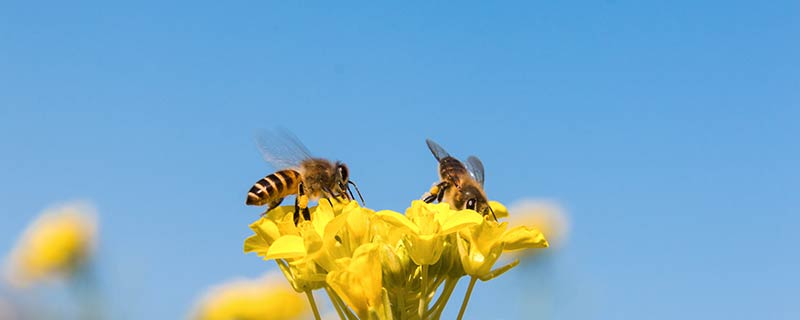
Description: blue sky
xmin=1 ymin=1 xmax=798 ymax=319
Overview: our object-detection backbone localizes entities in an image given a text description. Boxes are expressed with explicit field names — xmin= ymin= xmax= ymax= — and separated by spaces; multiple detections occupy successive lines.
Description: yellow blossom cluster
xmin=244 ymin=199 xmax=548 ymax=320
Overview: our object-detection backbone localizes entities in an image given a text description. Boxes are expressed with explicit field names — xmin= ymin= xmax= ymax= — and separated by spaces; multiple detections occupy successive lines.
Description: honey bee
xmin=422 ymin=139 xmax=496 ymax=220
xmin=245 ymin=130 xmax=364 ymax=224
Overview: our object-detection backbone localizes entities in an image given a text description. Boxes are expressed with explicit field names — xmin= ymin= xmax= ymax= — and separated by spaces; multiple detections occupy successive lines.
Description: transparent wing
xmin=425 ymin=139 xmax=451 ymax=162
xmin=255 ymin=129 xmax=313 ymax=170
xmin=466 ymin=156 xmax=485 ymax=186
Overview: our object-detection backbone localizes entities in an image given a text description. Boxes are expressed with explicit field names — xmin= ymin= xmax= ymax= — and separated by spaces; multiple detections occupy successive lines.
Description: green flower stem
xmin=328 ymin=286 xmax=359 ymax=320
xmin=456 ymin=277 xmax=478 ymax=320
xmin=429 ymin=276 xmax=446 ymax=297
xmin=274 ymin=259 xmax=297 ymax=290
xmin=418 ymin=264 xmax=430 ymax=319
xmin=304 ymin=290 xmax=322 ymax=320
xmin=324 ymin=286 xmax=347 ymax=320
xmin=427 ymin=277 xmax=459 ymax=319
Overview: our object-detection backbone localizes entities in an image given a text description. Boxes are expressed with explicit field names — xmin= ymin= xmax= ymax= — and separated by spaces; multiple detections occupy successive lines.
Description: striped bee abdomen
xmin=245 ymin=169 xmax=302 ymax=206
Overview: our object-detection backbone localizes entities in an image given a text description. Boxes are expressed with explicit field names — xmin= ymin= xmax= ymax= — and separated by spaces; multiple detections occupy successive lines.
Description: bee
xmin=422 ymin=139 xmax=496 ymax=220
xmin=245 ymin=130 xmax=364 ymax=224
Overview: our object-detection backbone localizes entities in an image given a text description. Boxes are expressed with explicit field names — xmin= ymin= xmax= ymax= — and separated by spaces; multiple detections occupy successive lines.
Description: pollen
xmin=297 ymin=195 xmax=309 ymax=209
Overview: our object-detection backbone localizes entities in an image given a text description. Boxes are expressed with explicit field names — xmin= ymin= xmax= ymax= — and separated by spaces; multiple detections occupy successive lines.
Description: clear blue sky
xmin=1 ymin=1 xmax=798 ymax=319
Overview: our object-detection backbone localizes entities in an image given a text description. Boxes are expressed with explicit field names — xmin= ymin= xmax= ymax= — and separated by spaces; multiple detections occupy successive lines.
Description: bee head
xmin=461 ymin=185 xmax=490 ymax=216
xmin=335 ymin=161 xmax=349 ymax=183
xmin=333 ymin=162 xmax=364 ymax=205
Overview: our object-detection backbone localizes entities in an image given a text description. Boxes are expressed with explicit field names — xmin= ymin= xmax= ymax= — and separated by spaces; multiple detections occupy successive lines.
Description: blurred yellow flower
xmin=190 ymin=272 xmax=308 ymax=320
xmin=507 ymin=199 xmax=569 ymax=250
xmin=4 ymin=202 xmax=97 ymax=287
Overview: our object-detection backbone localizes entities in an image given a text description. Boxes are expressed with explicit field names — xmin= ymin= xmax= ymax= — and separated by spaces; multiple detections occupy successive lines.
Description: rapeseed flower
xmin=244 ymin=199 xmax=549 ymax=320
xmin=4 ymin=203 xmax=97 ymax=287
xmin=326 ymin=243 xmax=390 ymax=320
xmin=190 ymin=272 xmax=308 ymax=320
xmin=457 ymin=218 xmax=548 ymax=280
xmin=377 ymin=201 xmax=482 ymax=266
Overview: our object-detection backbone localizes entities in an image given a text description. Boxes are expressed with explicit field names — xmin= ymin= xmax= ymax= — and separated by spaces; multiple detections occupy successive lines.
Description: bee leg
xmin=435 ymin=182 xmax=448 ymax=202
xmin=267 ymin=198 xmax=284 ymax=211
xmin=340 ymin=182 xmax=354 ymax=201
xmin=422 ymin=182 xmax=439 ymax=203
xmin=337 ymin=182 xmax=352 ymax=201
xmin=293 ymin=197 xmax=300 ymax=225
xmin=322 ymin=187 xmax=337 ymax=207
xmin=294 ymin=196 xmax=311 ymax=224
xmin=262 ymin=197 xmax=285 ymax=217
xmin=294 ymin=183 xmax=311 ymax=224
xmin=301 ymin=205 xmax=311 ymax=222
xmin=423 ymin=181 xmax=449 ymax=203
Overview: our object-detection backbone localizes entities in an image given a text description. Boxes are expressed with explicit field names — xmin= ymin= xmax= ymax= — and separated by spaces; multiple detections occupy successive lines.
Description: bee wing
xmin=466 ymin=156 xmax=485 ymax=186
xmin=255 ymin=129 xmax=313 ymax=170
xmin=425 ymin=139 xmax=452 ymax=162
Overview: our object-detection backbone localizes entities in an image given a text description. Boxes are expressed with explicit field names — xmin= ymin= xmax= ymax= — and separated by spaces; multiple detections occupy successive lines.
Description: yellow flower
xmin=190 ymin=272 xmax=308 ymax=320
xmin=4 ymin=202 xmax=97 ymax=287
xmin=326 ymin=243 xmax=389 ymax=320
xmin=244 ymin=200 xmax=362 ymax=291
xmin=377 ymin=201 xmax=482 ymax=265
xmin=243 ymin=198 xmax=554 ymax=319
xmin=312 ymin=200 xmax=378 ymax=274
xmin=245 ymin=201 xmax=352 ymax=261
xmin=457 ymin=218 xmax=548 ymax=280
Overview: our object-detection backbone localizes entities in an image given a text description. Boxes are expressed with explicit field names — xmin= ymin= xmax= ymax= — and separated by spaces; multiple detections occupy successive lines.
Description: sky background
xmin=1 ymin=1 xmax=798 ymax=319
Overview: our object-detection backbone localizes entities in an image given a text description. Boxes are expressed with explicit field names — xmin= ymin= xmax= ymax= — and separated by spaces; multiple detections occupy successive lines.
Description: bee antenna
xmin=488 ymin=205 xmax=498 ymax=221
xmin=347 ymin=180 xmax=365 ymax=205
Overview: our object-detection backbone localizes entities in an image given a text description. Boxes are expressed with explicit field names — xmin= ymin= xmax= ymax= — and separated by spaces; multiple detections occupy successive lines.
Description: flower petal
xmin=243 ymin=235 xmax=269 ymax=255
xmin=249 ymin=218 xmax=281 ymax=245
xmin=376 ymin=210 xmax=420 ymax=235
xmin=312 ymin=204 xmax=335 ymax=237
xmin=265 ymin=235 xmax=306 ymax=260
xmin=440 ymin=210 xmax=483 ymax=234
xmin=326 ymin=243 xmax=383 ymax=319
xmin=406 ymin=234 xmax=445 ymax=265
xmin=265 ymin=205 xmax=296 ymax=223
xmin=502 ymin=226 xmax=549 ymax=251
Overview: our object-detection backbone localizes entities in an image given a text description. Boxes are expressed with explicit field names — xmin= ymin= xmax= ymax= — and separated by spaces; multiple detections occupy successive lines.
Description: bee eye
xmin=337 ymin=164 xmax=349 ymax=180
xmin=466 ymin=199 xmax=477 ymax=210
